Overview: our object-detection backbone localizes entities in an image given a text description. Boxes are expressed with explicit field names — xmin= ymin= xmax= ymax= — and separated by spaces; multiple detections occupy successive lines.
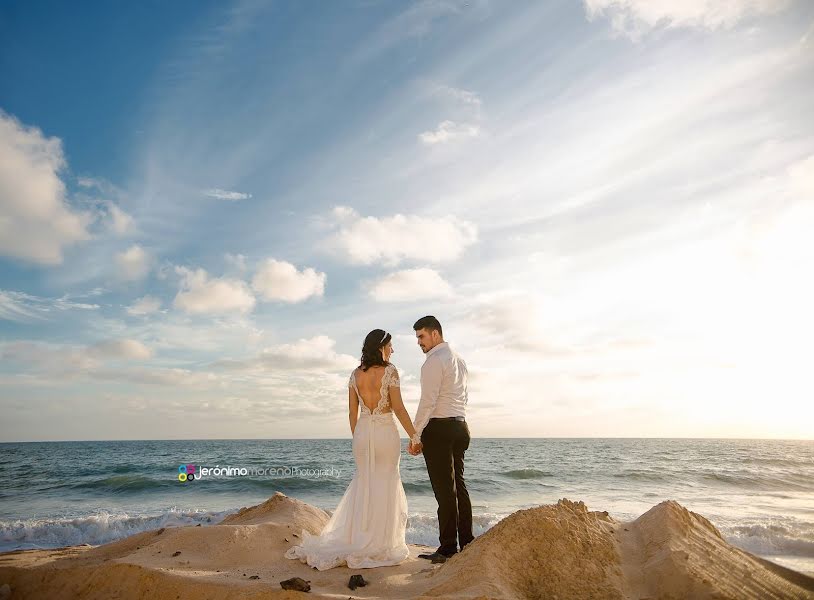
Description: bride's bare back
xmin=352 ymin=365 xmax=393 ymax=414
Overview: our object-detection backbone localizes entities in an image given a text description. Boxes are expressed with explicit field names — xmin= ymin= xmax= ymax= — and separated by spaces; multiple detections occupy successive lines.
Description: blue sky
xmin=1 ymin=0 xmax=813 ymax=442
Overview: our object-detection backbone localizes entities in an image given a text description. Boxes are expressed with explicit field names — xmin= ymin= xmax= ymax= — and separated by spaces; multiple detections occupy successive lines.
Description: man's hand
xmin=408 ymin=440 xmax=423 ymax=455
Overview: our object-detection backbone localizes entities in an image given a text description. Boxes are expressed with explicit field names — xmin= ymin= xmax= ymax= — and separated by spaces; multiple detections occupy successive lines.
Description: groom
xmin=408 ymin=315 xmax=474 ymax=561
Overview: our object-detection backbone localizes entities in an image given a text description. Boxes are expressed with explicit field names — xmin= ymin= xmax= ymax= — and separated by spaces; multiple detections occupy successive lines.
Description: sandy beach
xmin=1 ymin=491 xmax=812 ymax=600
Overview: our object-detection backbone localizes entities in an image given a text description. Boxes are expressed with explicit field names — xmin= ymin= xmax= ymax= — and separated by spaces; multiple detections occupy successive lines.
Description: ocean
xmin=1 ymin=438 xmax=812 ymax=575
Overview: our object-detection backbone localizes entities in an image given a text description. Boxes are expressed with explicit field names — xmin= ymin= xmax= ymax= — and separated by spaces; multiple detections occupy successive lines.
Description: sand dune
xmin=1 ymin=492 xmax=812 ymax=599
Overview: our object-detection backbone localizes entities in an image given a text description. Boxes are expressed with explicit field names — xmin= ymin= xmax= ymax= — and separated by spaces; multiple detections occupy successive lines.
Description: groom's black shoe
xmin=418 ymin=551 xmax=451 ymax=563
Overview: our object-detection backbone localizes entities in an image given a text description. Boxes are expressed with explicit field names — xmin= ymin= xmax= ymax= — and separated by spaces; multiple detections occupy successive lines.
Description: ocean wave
xmin=109 ymin=464 xmax=141 ymax=474
xmin=0 ymin=507 xmax=507 ymax=554
xmin=741 ymin=457 xmax=812 ymax=468
xmin=0 ymin=508 xmax=232 ymax=553
xmin=724 ymin=522 xmax=814 ymax=557
xmin=612 ymin=471 xmax=667 ymax=482
xmin=406 ymin=512 xmax=505 ymax=547
xmin=69 ymin=475 xmax=172 ymax=493
xmin=502 ymin=469 xmax=553 ymax=480
xmin=403 ymin=482 xmax=432 ymax=493
xmin=701 ymin=472 xmax=814 ymax=492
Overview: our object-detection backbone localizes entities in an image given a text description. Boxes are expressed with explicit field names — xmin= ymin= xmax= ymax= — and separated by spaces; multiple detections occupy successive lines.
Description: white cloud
xmin=327 ymin=206 xmax=477 ymax=266
xmin=74 ymin=177 xmax=136 ymax=236
xmin=91 ymin=366 xmax=220 ymax=388
xmin=214 ymin=335 xmax=357 ymax=372
xmin=419 ymin=120 xmax=480 ymax=145
xmin=251 ymin=258 xmax=325 ymax=303
xmin=1 ymin=339 xmax=216 ymax=389
xmin=1 ymin=340 xmax=98 ymax=371
xmin=584 ymin=0 xmax=790 ymax=38
xmin=114 ymin=244 xmax=151 ymax=281
xmin=0 ymin=110 xmax=93 ymax=265
xmin=1 ymin=338 xmax=153 ymax=372
xmin=173 ymin=266 xmax=256 ymax=314
xmin=202 ymin=188 xmax=252 ymax=201
xmin=369 ymin=268 xmax=454 ymax=302
xmin=88 ymin=339 xmax=153 ymax=360
xmin=126 ymin=295 xmax=162 ymax=316
xmin=106 ymin=202 xmax=136 ymax=236
xmin=126 ymin=312 xmax=265 ymax=353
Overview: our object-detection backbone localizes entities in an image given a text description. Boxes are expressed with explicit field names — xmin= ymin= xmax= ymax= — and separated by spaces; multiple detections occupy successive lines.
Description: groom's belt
xmin=430 ymin=416 xmax=465 ymax=421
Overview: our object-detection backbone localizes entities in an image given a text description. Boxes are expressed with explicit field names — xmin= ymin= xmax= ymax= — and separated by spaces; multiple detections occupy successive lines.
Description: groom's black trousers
xmin=421 ymin=417 xmax=474 ymax=555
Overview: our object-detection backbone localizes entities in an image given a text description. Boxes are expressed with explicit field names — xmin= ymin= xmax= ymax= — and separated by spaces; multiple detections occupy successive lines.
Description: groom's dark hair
xmin=413 ymin=315 xmax=442 ymax=337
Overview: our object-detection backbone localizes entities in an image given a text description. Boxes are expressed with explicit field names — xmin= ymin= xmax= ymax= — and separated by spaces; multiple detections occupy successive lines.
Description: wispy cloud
xmin=202 ymin=188 xmax=253 ymax=201
xmin=224 ymin=252 xmax=248 ymax=272
xmin=0 ymin=292 xmax=46 ymax=322
xmin=74 ymin=176 xmax=137 ymax=236
xmin=434 ymin=84 xmax=482 ymax=107
xmin=0 ymin=289 xmax=101 ymax=323
xmin=126 ymin=295 xmax=162 ymax=316
xmin=419 ymin=119 xmax=480 ymax=145
xmin=74 ymin=177 xmax=137 ymax=236
xmin=347 ymin=0 xmax=480 ymax=66
xmin=584 ymin=0 xmax=792 ymax=39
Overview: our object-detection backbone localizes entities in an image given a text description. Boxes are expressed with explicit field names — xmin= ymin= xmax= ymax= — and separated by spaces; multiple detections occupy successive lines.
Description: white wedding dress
xmin=284 ymin=363 xmax=410 ymax=570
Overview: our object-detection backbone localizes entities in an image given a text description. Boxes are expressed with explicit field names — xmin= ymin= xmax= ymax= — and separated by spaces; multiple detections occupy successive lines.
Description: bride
xmin=284 ymin=329 xmax=422 ymax=570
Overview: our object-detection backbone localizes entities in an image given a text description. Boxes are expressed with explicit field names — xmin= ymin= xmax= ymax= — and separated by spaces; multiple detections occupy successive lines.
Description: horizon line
xmin=1 ymin=436 xmax=812 ymax=444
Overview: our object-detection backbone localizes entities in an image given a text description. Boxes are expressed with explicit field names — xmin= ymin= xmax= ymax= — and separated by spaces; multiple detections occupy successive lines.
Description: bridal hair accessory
xmin=380 ymin=331 xmax=388 ymax=343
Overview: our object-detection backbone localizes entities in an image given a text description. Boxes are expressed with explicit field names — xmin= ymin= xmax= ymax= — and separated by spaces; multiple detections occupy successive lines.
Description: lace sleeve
xmin=348 ymin=370 xmax=355 ymax=389
xmin=387 ymin=365 xmax=400 ymax=388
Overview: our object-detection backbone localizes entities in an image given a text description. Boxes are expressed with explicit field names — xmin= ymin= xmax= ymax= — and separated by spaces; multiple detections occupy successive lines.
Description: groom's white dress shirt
xmin=413 ymin=342 xmax=468 ymax=441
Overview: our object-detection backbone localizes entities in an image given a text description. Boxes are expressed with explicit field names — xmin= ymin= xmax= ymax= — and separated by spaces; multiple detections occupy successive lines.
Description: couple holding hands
xmin=285 ymin=315 xmax=474 ymax=570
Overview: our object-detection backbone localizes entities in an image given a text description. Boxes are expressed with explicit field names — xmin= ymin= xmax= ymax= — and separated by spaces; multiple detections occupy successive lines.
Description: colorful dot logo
xmin=178 ymin=464 xmax=196 ymax=482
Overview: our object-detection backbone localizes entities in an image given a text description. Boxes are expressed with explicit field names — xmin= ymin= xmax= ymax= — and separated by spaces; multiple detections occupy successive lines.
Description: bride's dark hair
xmin=359 ymin=329 xmax=392 ymax=371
